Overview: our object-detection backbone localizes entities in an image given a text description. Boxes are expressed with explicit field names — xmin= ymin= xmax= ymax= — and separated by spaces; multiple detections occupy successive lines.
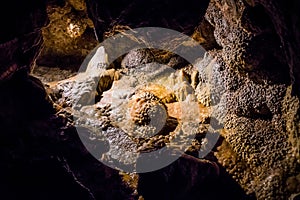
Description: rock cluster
xmin=35 ymin=0 xmax=98 ymax=70
xmin=1 ymin=0 xmax=299 ymax=199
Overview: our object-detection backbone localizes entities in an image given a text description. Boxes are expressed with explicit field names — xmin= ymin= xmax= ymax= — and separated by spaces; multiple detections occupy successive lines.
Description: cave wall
xmin=84 ymin=0 xmax=300 ymax=199
xmin=0 ymin=0 xmax=134 ymax=199
xmin=36 ymin=0 xmax=98 ymax=70
xmin=0 ymin=0 xmax=299 ymax=199
xmin=85 ymin=0 xmax=210 ymax=40
xmin=200 ymin=0 xmax=300 ymax=199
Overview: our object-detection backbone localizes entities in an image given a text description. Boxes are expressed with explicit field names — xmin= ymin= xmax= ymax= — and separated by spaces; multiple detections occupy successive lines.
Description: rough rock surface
xmin=46 ymin=42 xmax=247 ymax=199
xmin=84 ymin=0 xmax=300 ymax=199
xmin=0 ymin=1 xmax=135 ymax=199
xmin=86 ymin=0 xmax=210 ymax=41
xmin=36 ymin=0 xmax=98 ymax=70
xmin=1 ymin=0 xmax=300 ymax=199
xmin=196 ymin=0 xmax=300 ymax=199
xmin=47 ymin=45 xmax=208 ymax=168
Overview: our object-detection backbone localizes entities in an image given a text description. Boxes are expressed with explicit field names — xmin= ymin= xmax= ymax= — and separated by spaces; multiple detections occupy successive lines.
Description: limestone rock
xmin=36 ymin=0 xmax=98 ymax=70
xmin=121 ymin=48 xmax=155 ymax=69
xmin=199 ymin=1 xmax=300 ymax=199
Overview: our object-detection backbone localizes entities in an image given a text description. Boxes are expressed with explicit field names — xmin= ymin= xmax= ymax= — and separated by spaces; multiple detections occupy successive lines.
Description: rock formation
xmin=0 ymin=0 xmax=299 ymax=199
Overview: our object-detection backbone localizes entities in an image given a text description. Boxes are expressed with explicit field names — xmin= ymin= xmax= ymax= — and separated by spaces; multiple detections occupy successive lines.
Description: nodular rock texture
xmin=0 ymin=0 xmax=299 ymax=199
